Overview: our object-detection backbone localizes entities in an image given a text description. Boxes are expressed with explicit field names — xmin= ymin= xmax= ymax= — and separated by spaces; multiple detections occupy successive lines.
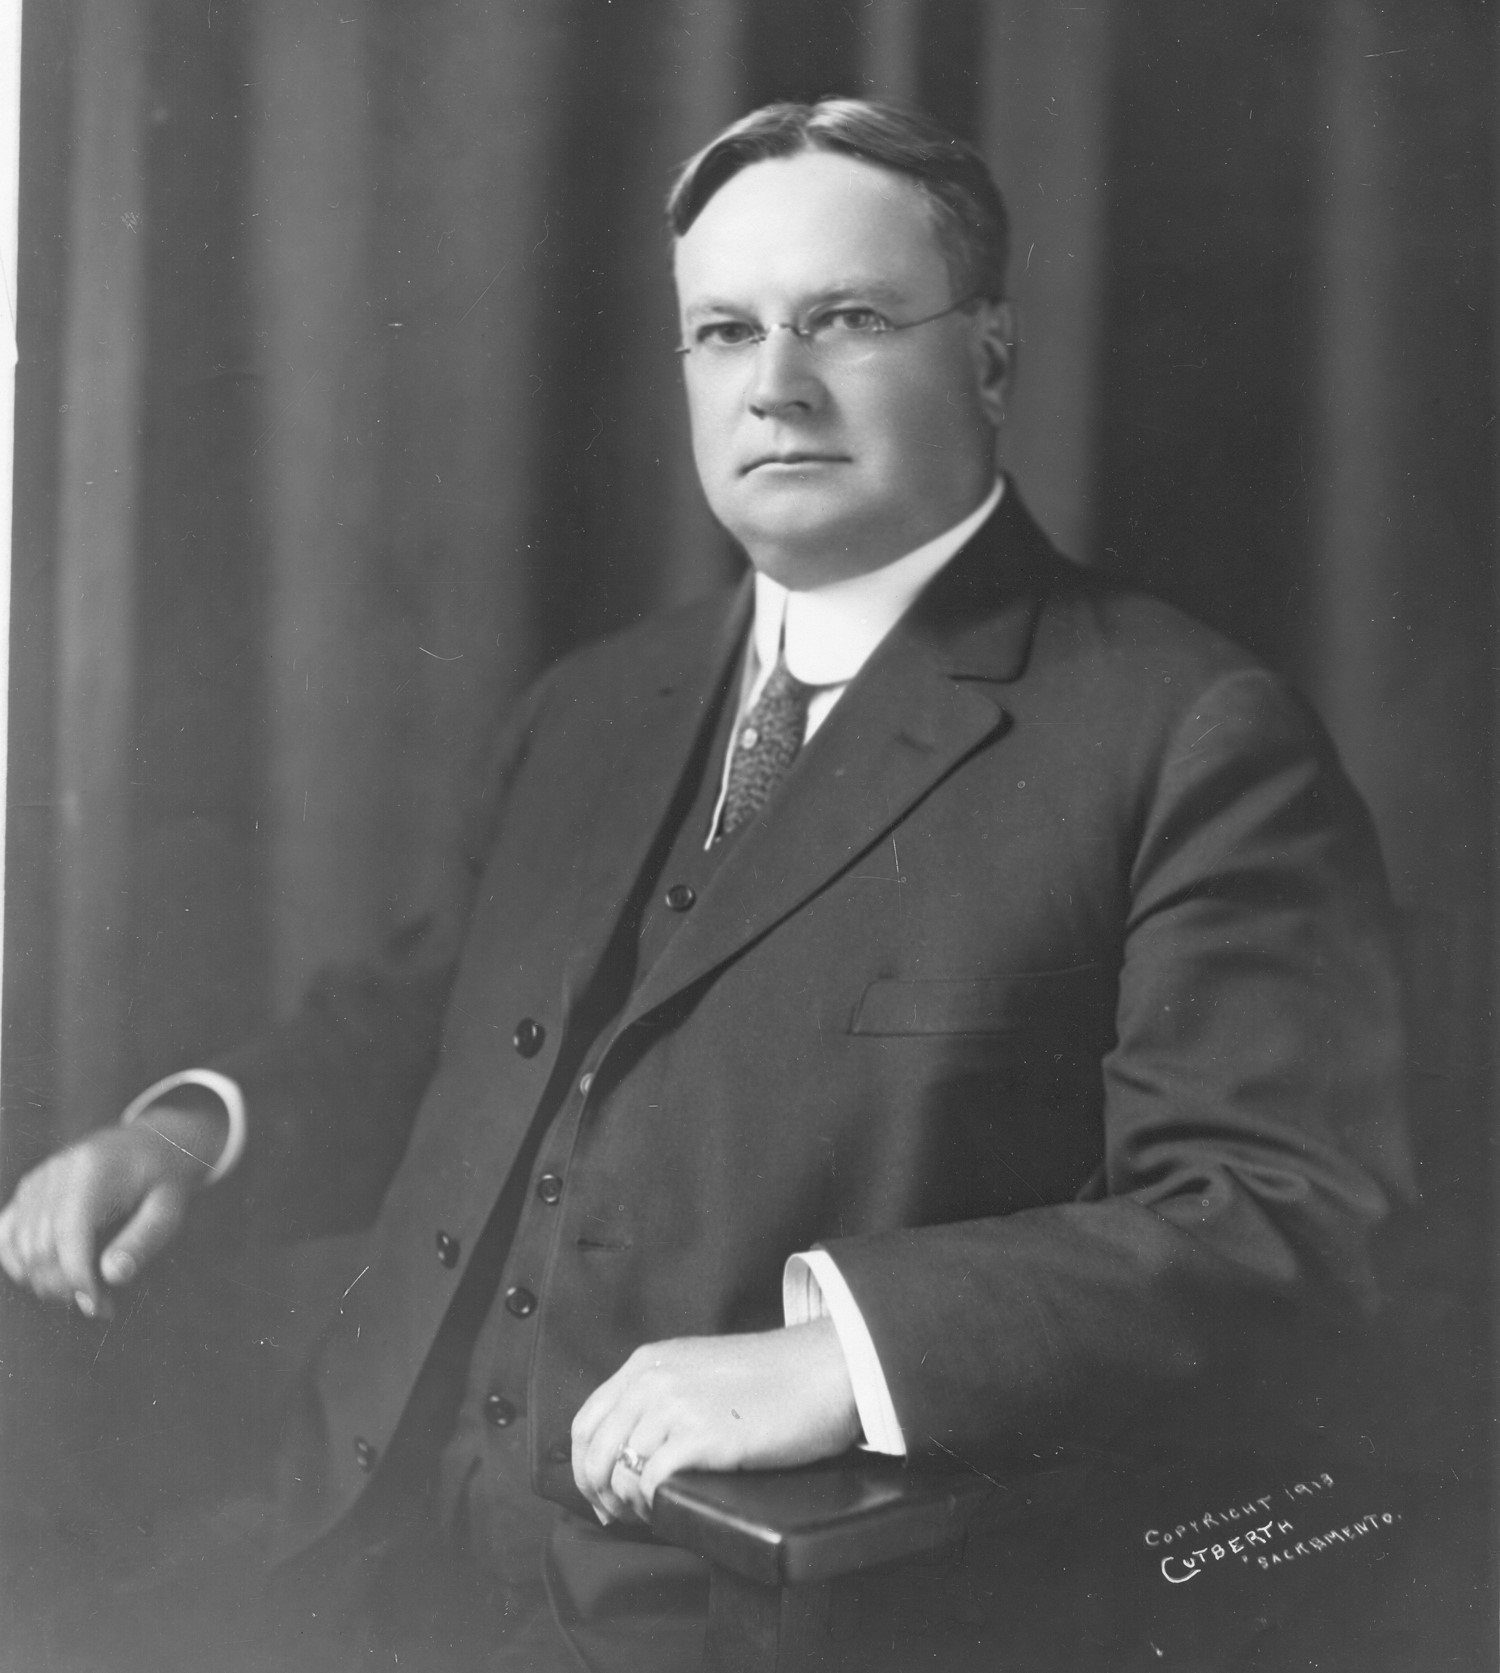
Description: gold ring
xmin=616 ymin=1445 xmax=647 ymax=1477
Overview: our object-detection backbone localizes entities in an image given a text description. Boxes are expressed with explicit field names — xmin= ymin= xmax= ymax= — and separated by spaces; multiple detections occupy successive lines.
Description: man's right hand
xmin=0 ymin=1104 xmax=226 ymax=1319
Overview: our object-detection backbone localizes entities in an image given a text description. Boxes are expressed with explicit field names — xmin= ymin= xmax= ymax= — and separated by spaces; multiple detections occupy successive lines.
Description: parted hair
xmin=666 ymin=98 xmax=1010 ymax=301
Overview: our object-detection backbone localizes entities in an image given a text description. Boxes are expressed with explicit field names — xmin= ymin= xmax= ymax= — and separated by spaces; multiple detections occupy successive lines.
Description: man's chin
xmin=714 ymin=486 xmax=914 ymax=586
xmin=738 ymin=529 xmax=903 ymax=590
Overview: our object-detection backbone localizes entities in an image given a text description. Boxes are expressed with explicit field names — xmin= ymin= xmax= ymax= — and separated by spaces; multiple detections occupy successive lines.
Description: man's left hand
xmin=571 ymin=1318 xmax=861 ymax=1524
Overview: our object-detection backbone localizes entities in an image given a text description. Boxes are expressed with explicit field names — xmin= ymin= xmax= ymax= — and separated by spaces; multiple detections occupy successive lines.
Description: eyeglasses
xmin=675 ymin=293 xmax=984 ymax=367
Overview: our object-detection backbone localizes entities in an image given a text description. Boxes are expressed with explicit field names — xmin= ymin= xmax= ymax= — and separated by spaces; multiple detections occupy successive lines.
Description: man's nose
xmin=746 ymin=325 xmax=824 ymax=418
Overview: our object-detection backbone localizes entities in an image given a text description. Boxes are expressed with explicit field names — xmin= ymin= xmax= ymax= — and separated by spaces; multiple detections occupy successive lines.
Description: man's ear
xmin=972 ymin=299 xmax=1016 ymax=429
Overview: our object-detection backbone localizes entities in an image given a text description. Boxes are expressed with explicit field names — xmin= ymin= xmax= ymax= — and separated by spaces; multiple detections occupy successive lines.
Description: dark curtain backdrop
xmin=2 ymin=0 xmax=1495 ymax=1652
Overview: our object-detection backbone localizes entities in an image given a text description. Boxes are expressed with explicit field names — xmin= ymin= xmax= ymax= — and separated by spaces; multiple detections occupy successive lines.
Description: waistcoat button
xmin=354 ymin=1436 xmax=377 ymax=1471
xmin=664 ymin=883 xmax=697 ymax=912
xmin=483 ymin=1393 xmax=517 ymax=1428
xmin=435 ymin=1230 xmax=460 ymax=1267
xmin=505 ymin=1285 xmax=537 ymax=1318
xmin=536 ymin=1173 xmax=563 ymax=1205
xmin=513 ymin=1018 xmax=545 ymax=1058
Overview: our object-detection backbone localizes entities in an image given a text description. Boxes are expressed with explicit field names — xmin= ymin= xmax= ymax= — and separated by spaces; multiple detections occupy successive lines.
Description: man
xmin=0 ymin=99 xmax=1408 ymax=1670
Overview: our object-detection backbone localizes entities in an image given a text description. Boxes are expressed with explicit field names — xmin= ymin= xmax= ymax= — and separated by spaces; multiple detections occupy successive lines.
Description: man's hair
xmin=666 ymin=98 xmax=1010 ymax=301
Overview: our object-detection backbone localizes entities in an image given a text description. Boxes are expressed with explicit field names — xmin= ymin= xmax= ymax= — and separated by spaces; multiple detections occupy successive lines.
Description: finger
xmin=571 ymin=1364 xmax=635 ymax=1515
xmin=608 ymin=1425 xmax=668 ymax=1532
xmin=9 ymin=1171 xmax=76 ymax=1302
xmin=571 ymin=1400 xmax=606 ymax=1511
xmin=638 ymin=1431 xmax=711 ymax=1510
xmin=16 ymin=1213 xmax=68 ymax=1302
xmin=609 ymin=1404 xmax=674 ymax=1523
xmin=48 ymin=1175 xmax=118 ymax=1321
xmin=24 ymin=1231 xmax=106 ymax=1316
xmin=53 ymin=1198 xmax=104 ymax=1314
xmin=0 ymin=1156 xmax=114 ymax=1314
xmin=608 ymin=1457 xmax=651 ymax=1526
xmin=0 ymin=1204 xmax=23 ymax=1285
xmin=11 ymin=1199 xmax=42 ymax=1272
xmin=581 ymin=1396 xmax=652 ymax=1525
xmin=100 ymin=1184 xmax=185 ymax=1288
xmin=585 ymin=1428 xmax=632 ymax=1524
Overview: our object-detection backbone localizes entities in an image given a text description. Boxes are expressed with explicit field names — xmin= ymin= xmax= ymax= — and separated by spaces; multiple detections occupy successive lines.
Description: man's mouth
xmin=742 ymin=452 xmax=848 ymax=474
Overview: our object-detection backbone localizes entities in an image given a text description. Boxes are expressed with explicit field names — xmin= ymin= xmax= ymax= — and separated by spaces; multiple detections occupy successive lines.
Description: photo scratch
xmin=457 ymin=259 xmax=513 ymax=325
xmin=1181 ymin=720 xmax=1223 ymax=755
xmin=138 ymin=1120 xmax=213 ymax=1171
xmin=927 ymin=1434 xmax=1002 ymax=1490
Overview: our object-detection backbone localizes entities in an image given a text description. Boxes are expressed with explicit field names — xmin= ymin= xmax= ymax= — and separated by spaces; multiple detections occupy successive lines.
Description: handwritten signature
xmin=1143 ymin=1471 xmax=1401 ymax=1585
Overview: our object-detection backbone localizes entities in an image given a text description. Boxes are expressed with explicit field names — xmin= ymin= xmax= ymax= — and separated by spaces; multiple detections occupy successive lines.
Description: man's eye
xmin=696 ymin=320 xmax=758 ymax=348
xmin=817 ymin=307 xmax=889 ymax=335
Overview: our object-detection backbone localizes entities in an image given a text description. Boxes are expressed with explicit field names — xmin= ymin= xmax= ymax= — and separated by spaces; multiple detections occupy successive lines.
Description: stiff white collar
xmin=749 ymin=477 xmax=1005 ymax=688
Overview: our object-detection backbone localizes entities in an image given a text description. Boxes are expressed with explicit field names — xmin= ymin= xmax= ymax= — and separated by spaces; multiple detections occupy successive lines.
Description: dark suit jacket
xmin=221 ymin=485 xmax=1409 ymax=1653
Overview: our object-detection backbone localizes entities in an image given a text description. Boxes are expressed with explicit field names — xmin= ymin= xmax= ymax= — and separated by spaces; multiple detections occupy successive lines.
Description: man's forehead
xmin=671 ymin=151 xmax=950 ymax=304
xmin=678 ymin=277 xmax=913 ymax=319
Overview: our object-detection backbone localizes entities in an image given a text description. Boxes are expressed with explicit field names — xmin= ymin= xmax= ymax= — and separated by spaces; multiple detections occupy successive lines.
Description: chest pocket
xmin=849 ymin=963 xmax=1114 ymax=1037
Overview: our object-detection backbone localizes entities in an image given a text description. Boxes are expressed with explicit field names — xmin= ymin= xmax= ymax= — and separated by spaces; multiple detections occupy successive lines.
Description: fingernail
xmin=74 ymin=1290 xmax=95 ymax=1318
xmin=102 ymin=1250 xmax=136 ymax=1285
xmin=594 ymin=1507 xmax=610 ymax=1526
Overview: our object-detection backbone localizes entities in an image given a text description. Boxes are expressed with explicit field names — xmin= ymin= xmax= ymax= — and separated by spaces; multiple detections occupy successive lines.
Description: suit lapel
xmin=557 ymin=581 xmax=751 ymax=1017
xmin=618 ymin=488 xmax=1059 ymax=1033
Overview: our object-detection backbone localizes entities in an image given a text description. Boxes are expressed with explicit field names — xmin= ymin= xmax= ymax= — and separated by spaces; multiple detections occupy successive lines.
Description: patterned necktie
xmin=718 ymin=650 xmax=814 ymax=838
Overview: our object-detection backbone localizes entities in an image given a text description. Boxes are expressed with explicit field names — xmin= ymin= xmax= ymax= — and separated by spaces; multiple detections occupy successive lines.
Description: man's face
xmin=673 ymin=149 xmax=1011 ymax=589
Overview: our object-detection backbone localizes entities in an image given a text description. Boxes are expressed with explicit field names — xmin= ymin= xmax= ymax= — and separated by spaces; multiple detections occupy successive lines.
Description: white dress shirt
xmin=708 ymin=477 xmax=1005 ymax=847
xmin=135 ymin=477 xmax=1006 ymax=1460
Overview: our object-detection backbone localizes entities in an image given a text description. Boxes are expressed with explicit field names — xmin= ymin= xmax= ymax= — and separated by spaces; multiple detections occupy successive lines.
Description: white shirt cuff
xmin=120 ymin=1069 xmax=247 ymax=1185
xmin=784 ymin=1249 xmax=906 ymax=1455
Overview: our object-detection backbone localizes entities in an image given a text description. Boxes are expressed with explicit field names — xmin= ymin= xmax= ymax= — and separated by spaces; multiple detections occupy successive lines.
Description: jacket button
xmin=536 ymin=1172 xmax=563 ymax=1205
xmin=513 ymin=1017 xmax=546 ymax=1058
xmin=483 ymin=1393 xmax=517 ymax=1429
xmin=547 ymin=1440 xmax=571 ymax=1464
xmin=435 ymin=1230 xmax=460 ymax=1267
xmin=577 ymin=1071 xmax=594 ymax=1096
xmin=664 ymin=883 xmax=696 ymax=912
xmin=354 ymin=1437 xmax=377 ymax=1471
xmin=504 ymin=1285 xmax=537 ymax=1318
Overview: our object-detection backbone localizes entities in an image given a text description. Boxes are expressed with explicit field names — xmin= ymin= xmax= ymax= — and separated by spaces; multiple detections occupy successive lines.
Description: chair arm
xmin=655 ymin=1457 xmax=1092 ymax=1673
xmin=652 ymin=1454 xmax=1000 ymax=1589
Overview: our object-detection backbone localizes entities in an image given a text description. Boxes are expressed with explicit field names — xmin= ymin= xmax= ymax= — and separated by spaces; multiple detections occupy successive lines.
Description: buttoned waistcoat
xmin=218 ymin=486 xmax=1410 ymax=1592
